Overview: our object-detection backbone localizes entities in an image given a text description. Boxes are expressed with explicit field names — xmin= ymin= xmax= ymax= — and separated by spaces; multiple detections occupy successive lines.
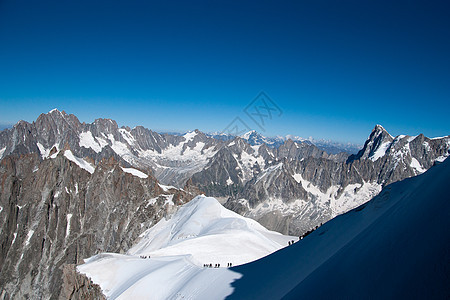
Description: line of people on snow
xmin=140 ymin=255 xmax=150 ymax=259
xmin=299 ymin=223 xmax=323 ymax=240
xmin=203 ymin=263 xmax=233 ymax=268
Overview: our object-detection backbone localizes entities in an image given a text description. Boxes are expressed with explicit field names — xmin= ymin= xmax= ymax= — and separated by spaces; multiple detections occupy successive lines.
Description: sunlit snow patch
xmin=121 ymin=167 xmax=148 ymax=179
xmin=64 ymin=150 xmax=95 ymax=174
xmin=158 ymin=183 xmax=177 ymax=191
xmin=369 ymin=141 xmax=391 ymax=161
xmin=79 ymin=131 xmax=103 ymax=153
xmin=0 ymin=147 xmax=6 ymax=159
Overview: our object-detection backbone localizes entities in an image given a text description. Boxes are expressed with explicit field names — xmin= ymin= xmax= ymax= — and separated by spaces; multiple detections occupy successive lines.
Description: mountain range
xmin=0 ymin=109 xmax=448 ymax=298
xmin=76 ymin=152 xmax=450 ymax=299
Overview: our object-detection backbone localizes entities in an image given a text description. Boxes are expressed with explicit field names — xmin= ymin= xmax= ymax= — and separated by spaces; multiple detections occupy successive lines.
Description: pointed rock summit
xmin=352 ymin=125 xmax=394 ymax=161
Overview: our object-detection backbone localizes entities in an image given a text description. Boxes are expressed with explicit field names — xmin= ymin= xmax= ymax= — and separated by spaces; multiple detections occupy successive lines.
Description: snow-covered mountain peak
xmin=240 ymin=130 xmax=269 ymax=146
xmin=371 ymin=124 xmax=393 ymax=139
xmin=241 ymin=130 xmax=258 ymax=139
xmin=45 ymin=108 xmax=72 ymax=120
xmin=48 ymin=108 xmax=60 ymax=114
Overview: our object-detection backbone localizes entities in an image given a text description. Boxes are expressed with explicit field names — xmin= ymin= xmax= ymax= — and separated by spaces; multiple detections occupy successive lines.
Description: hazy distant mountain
xmin=0 ymin=124 xmax=12 ymax=131
xmin=237 ymin=130 xmax=362 ymax=154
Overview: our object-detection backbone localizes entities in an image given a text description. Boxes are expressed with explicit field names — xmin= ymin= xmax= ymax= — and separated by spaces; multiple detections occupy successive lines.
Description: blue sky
xmin=0 ymin=0 xmax=449 ymax=144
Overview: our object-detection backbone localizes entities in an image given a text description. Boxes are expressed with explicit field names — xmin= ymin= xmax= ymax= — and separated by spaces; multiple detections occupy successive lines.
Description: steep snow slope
xmin=227 ymin=158 xmax=450 ymax=299
xmin=78 ymin=196 xmax=296 ymax=299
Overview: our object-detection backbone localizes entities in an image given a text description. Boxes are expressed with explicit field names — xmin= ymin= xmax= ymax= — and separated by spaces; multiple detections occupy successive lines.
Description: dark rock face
xmin=60 ymin=264 xmax=105 ymax=300
xmin=0 ymin=152 xmax=195 ymax=299
xmin=350 ymin=124 xmax=394 ymax=161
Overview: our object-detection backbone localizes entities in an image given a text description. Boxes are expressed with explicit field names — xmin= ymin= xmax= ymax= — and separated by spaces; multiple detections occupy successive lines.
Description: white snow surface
xmin=79 ymin=131 xmax=103 ymax=153
xmin=435 ymin=156 xmax=447 ymax=163
xmin=64 ymin=150 xmax=95 ymax=174
xmin=119 ymin=128 xmax=136 ymax=145
xmin=121 ymin=167 xmax=148 ymax=179
xmin=158 ymin=183 xmax=177 ymax=191
xmin=369 ymin=141 xmax=391 ymax=161
xmin=0 ymin=147 xmax=6 ymax=159
xmin=79 ymin=162 xmax=450 ymax=299
xmin=410 ymin=157 xmax=426 ymax=174
xmin=37 ymin=143 xmax=59 ymax=159
xmin=78 ymin=196 xmax=296 ymax=299
xmin=24 ymin=229 xmax=34 ymax=247
xmin=66 ymin=214 xmax=73 ymax=237
xmin=290 ymin=173 xmax=381 ymax=217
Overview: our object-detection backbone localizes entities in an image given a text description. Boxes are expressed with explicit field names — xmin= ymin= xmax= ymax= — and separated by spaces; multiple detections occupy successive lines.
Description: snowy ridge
xmin=78 ymin=196 xmax=296 ymax=299
xmin=137 ymin=131 xmax=218 ymax=186
xmin=128 ymin=195 xmax=295 ymax=264
xmin=369 ymin=141 xmax=390 ymax=161
xmin=366 ymin=132 xmax=450 ymax=166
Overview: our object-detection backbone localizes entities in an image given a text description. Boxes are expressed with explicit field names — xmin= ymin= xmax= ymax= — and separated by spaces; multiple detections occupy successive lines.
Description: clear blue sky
xmin=1 ymin=0 xmax=449 ymax=144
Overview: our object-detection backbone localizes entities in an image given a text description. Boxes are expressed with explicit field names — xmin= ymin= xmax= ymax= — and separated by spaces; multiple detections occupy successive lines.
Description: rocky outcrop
xmin=60 ymin=264 xmax=105 ymax=300
xmin=349 ymin=124 xmax=394 ymax=161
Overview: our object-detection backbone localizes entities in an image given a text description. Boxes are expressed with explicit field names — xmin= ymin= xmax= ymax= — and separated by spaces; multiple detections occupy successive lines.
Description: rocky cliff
xmin=0 ymin=150 xmax=196 ymax=299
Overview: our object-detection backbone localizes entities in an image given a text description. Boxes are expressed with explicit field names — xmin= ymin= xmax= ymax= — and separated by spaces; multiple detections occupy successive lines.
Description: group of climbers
xmin=203 ymin=263 xmax=233 ymax=268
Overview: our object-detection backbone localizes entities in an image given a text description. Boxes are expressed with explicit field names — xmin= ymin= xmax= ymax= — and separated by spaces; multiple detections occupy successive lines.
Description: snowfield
xmin=78 ymin=196 xmax=296 ymax=299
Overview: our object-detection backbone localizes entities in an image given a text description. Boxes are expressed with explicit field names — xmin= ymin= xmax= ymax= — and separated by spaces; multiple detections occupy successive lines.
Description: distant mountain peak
xmin=240 ymin=130 xmax=271 ymax=146
xmin=47 ymin=108 xmax=69 ymax=117
xmin=48 ymin=108 xmax=60 ymax=114
xmin=372 ymin=124 xmax=392 ymax=139
xmin=374 ymin=124 xmax=385 ymax=131
xmin=241 ymin=130 xmax=260 ymax=139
